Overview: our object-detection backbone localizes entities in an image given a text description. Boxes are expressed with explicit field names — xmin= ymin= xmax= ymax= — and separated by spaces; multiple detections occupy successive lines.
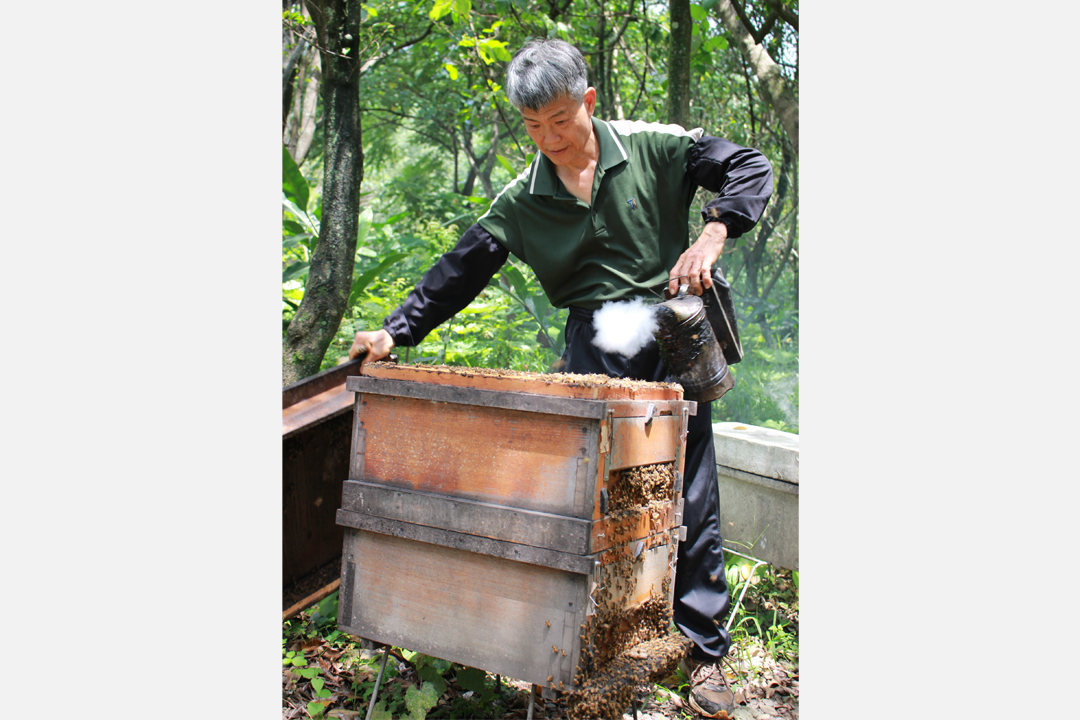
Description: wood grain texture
xmin=335 ymin=509 xmax=596 ymax=575
xmin=283 ymin=411 xmax=351 ymax=585
xmin=340 ymin=479 xmax=593 ymax=554
xmin=283 ymin=357 xmax=363 ymax=409
xmin=347 ymin=375 xmax=610 ymax=419
xmin=358 ymin=394 xmax=596 ymax=518
xmin=339 ymin=529 xmax=589 ymax=688
xmin=607 ymin=415 xmax=681 ymax=471
xmin=283 ymin=384 xmax=354 ymax=438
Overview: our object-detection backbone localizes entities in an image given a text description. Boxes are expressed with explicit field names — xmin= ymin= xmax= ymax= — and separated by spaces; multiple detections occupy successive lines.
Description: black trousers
xmin=562 ymin=309 xmax=732 ymax=662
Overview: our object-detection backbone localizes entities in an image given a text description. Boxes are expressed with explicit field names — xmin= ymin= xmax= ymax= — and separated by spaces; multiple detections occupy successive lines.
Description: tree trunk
xmin=282 ymin=0 xmax=364 ymax=385
xmin=292 ymin=50 xmax=321 ymax=164
xmin=714 ymin=0 xmax=799 ymax=157
xmin=665 ymin=0 xmax=691 ymax=127
xmin=283 ymin=38 xmax=305 ymax=134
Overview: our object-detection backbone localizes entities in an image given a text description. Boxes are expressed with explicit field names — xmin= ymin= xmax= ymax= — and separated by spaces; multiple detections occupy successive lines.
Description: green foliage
xmin=724 ymin=557 xmax=799 ymax=664
xmin=282 ymin=0 xmax=798 ymax=425
xmin=405 ymin=681 xmax=440 ymax=720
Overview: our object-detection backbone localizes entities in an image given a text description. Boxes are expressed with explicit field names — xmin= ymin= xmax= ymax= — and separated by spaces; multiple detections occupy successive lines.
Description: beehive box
xmin=335 ymin=363 xmax=695 ymax=697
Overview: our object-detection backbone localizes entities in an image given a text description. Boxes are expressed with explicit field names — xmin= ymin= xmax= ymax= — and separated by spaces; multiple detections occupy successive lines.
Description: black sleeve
xmin=382 ymin=223 xmax=510 ymax=347
xmin=687 ymin=135 xmax=774 ymax=239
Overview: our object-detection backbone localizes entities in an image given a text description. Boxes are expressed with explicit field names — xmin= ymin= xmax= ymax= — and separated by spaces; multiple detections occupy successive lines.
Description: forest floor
xmin=282 ymin=561 xmax=798 ymax=720
xmin=282 ymin=633 xmax=797 ymax=720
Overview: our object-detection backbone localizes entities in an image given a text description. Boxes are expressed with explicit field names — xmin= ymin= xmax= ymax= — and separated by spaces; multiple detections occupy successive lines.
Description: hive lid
xmin=362 ymin=362 xmax=683 ymax=401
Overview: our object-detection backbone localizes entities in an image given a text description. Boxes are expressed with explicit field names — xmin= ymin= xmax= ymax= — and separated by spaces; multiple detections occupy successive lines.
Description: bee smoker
xmin=653 ymin=284 xmax=736 ymax=402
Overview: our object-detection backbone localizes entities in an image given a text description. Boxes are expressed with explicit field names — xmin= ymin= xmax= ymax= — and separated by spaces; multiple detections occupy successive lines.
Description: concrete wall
xmin=713 ymin=422 xmax=799 ymax=571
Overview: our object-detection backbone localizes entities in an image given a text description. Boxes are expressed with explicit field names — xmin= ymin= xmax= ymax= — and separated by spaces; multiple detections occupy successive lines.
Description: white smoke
xmin=591 ymin=298 xmax=659 ymax=358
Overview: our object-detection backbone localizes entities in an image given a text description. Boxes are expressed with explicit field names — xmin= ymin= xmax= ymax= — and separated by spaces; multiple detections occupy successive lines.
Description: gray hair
xmin=505 ymin=39 xmax=588 ymax=111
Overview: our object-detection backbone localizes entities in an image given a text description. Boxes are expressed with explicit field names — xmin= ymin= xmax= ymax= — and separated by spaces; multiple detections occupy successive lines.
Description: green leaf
xmin=405 ymin=685 xmax=423 ymax=719
xmin=444 ymin=63 xmax=458 ymax=80
xmin=311 ymin=677 xmax=325 ymax=693
xmin=282 ymin=145 xmax=309 ymax=213
xmin=417 ymin=663 xmax=447 ymax=697
xmin=500 ymin=264 xmax=529 ymax=298
xmin=349 ymin=252 xmax=409 ymax=305
xmin=429 ymin=0 xmax=453 ymax=20
xmin=689 ymin=3 xmax=708 ymax=22
xmin=376 ymin=210 xmax=410 ymax=227
xmin=307 ymin=700 xmax=327 ymax=717
xmin=283 ymin=219 xmax=306 ymax=236
xmin=452 ymin=0 xmax=471 ymax=19
xmin=283 ymin=261 xmax=310 ymax=283
xmin=357 ymin=207 xmax=374 ymax=245
xmin=481 ymin=38 xmax=512 ymax=62
xmin=455 ymin=666 xmax=487 ymax=694
xmin=283 ymin=194 xmax=319 ymax=237
xmin=297 ymin=666 xmax=320 ymax=679
xmin=419 ymin=681 xmax=439 ymax=709
xmin=362 ymin=4 xmax=378 ymax=18
xmin=369 ymin=701 xmax=392 ymax=720
xmin=495 ymin=154 xmax=517 ymax=175
xmin=406 ymin=681 xmax=440 ymax=720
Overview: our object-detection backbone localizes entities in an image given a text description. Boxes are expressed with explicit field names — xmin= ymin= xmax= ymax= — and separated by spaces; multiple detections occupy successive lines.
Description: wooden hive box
xmin=335 ymin=363 xmax=695 ymax=694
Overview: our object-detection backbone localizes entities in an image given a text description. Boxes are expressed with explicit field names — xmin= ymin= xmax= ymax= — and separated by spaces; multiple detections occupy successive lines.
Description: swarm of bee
xmin=564 ymin=461 xmax=688 ymax=720
xmin=606 ymin=462 xmax=676 ymax=520
xmin=568 ymin=632 xmax=691 ymax=720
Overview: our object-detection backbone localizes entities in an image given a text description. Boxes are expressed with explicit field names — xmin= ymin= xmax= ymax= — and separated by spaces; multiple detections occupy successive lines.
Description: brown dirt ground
xmin=281 ymin=632 xmax=797 ymax=720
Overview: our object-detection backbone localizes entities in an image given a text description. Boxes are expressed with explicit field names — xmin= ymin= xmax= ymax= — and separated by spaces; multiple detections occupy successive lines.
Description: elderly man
xmin=350 ymin=38 xmax=773 ymax=718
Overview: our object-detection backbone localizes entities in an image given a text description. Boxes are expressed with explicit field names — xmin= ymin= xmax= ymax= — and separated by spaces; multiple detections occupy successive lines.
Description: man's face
xmin=520 ymin=87 xmax=597 ymax=168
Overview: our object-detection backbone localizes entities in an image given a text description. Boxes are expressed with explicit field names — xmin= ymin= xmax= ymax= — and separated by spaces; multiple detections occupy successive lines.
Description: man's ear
xmin=583 ymin=87 xmax=597 ymax=115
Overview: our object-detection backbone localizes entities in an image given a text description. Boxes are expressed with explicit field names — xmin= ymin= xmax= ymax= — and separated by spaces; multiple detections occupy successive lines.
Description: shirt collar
xmin=528 ymin=116 xmax=630 ymax=196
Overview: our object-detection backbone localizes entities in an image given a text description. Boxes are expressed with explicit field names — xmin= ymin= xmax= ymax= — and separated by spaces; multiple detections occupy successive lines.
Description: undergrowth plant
xmin=723 ymin=554 xmax=800 ymax=671
xmin=283 ymin=569 xmax=798 ymax=719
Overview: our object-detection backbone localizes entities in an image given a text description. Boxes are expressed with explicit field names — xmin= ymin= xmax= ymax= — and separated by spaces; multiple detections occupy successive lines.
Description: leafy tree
xmin=280 ymin=0 xmax=799 ymax=431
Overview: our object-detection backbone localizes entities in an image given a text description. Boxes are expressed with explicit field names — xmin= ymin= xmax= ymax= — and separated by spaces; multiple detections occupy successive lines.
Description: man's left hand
xmin=668 ymin=221 xmax=727 ymax=297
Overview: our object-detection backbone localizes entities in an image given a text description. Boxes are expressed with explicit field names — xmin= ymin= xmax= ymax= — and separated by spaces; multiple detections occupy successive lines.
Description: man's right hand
xmin=349 ymin=329 xmax=395 ymax=365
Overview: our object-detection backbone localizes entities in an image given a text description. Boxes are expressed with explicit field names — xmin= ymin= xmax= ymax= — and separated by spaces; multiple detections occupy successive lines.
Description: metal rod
xmin=723 ymin=548 xmax=770 ymax=632
xmin=526 ymin=684 xmax=536 ymax=720
xmin=364 ymin=646 xmax=390 ymax=720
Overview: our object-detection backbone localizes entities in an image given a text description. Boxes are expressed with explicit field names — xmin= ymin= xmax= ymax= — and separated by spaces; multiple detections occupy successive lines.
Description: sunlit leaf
xmin=495 ymin=154 xmax=517 ymax=175
xmin=357 ymin=206 xmax=374 ymax=245
xmin=282 ymin=145 xmax=309 ymax=213
xmin=429 ymin=0 xmax=453 ymax=21
xmin=452 ymin=0 xmax=471 ymax=19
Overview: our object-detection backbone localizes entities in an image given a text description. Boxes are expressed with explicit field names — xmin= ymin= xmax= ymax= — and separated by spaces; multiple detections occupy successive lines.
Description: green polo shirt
xmin=478 ymin=117 xmax=703 ymax=310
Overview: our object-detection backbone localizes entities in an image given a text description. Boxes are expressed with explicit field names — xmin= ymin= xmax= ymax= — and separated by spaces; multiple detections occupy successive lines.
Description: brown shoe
xmin=682 ymin=658 xmax=735 ymax=719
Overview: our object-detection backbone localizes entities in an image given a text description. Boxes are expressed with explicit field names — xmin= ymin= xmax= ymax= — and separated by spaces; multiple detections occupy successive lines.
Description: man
xmin=349 ymin=38 xmax=773 ymax=718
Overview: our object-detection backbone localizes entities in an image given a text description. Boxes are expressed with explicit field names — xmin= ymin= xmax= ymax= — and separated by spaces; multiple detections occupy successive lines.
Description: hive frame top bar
xmin=345 ymin=375 xmax=696 ymax=419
